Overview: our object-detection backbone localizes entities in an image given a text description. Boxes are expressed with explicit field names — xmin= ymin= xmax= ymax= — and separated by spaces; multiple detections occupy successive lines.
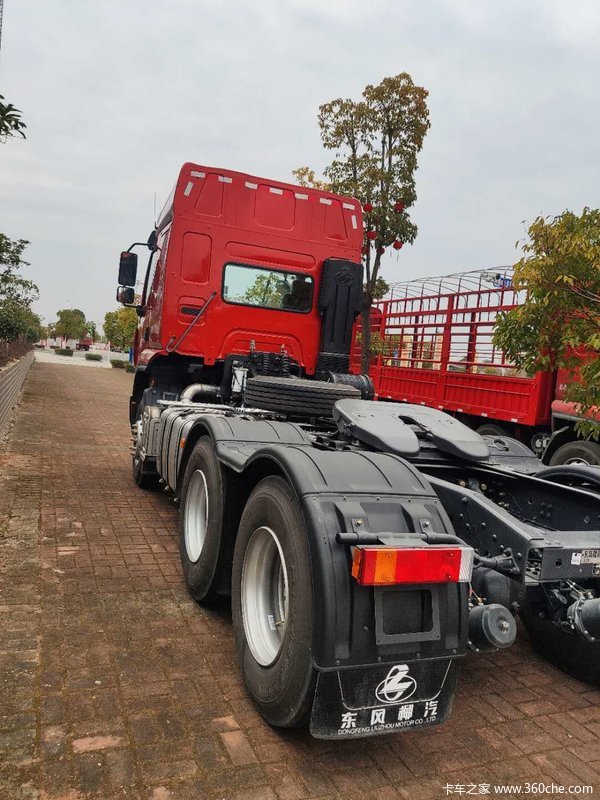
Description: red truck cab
xmin=117 ymin=164 xmax=364 ymax=422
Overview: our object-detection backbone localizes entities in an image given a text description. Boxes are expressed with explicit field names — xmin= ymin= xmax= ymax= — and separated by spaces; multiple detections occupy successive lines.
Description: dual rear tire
xmin=179 ymin=438 xmax=314 ymax=727
xmin=520 ymin=588 xmax=600 ymax=685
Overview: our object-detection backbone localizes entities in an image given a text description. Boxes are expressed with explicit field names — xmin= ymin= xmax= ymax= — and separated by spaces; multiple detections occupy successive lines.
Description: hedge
xmin=125 ymin=363 xmax=135 ymax=373
xmin=110 ymin=359 xmax=126 ymax=369
xmin=55 ymin=348 xmax=73 ymax=356
xmin=85 ymin=353 xmax=103 ymax=361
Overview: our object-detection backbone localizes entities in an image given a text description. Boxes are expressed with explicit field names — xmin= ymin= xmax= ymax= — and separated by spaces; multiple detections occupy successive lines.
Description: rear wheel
xmin=179 ymin=437 xmax=231 ymax=601
xmin=520 ymin=588 xmax=600 ymax=684
xmin=549 ymin=440 xmax=600 ymax=466
xmin=232 ymin=476 xmax=315 ymax=728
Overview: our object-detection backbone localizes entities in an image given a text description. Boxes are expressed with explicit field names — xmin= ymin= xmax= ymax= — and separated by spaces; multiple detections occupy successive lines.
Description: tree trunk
xmin=360 ymin=297 xmax=372 ymax=374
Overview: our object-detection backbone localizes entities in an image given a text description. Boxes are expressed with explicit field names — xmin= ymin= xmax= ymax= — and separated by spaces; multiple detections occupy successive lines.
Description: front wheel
xmin=132 ymin=415 xmax=159 ymax=490
xmin=232 ymin=476 xmax=315 ymax=728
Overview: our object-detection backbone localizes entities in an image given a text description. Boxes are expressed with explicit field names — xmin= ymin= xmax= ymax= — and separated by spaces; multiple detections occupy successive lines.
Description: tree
xmin=0 ymin=234 xmax=38 ymax=306
xmin=103 ymin=307 xmax=138 ymax=351
xmin=242 ymin=273 xmax=291 ymax=307
xmin=0 ymin=95 xmax=26 ymax=142
xmin=86 ymin=321 xmax=98 ymax=343
xmin=0 ymin=234 xmax=41 ymax=342
xmin=55 ymin=309 xmax=87 ymax=344
xmin=294 ymin=73 xmax=430 ymax=370
xmin=494 ymin=209 xmax=600 ymax=439
xmin=0 ymin=299 xmax=43 ymax=342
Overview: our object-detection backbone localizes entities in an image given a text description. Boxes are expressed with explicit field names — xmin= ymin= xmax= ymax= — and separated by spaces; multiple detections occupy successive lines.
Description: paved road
xmin=2 ymin=362 xmax=600 ymax=800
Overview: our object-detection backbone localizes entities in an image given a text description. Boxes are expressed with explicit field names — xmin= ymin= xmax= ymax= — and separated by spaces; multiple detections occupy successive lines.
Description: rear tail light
xmin=351 ymin=545 xmax=474 ymax=586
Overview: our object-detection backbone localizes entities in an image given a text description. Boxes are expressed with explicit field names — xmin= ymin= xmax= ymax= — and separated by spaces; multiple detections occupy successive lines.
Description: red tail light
xmin=351 ymin=545 xmax=474 ymax=586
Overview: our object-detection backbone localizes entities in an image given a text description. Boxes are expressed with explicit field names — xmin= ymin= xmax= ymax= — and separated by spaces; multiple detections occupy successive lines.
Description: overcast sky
xmin=1 ymin=0 xmax=599 ymax=328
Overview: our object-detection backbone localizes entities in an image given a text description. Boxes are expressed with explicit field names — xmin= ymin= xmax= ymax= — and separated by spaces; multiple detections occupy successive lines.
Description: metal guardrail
xmin=0 ymin=350 xmax=34 ymax=438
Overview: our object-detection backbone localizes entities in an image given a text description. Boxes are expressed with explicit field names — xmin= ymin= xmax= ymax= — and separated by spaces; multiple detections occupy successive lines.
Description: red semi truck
xmin=353 ymin=269 xmax=600 ymax=465
xmin=116 ymin=163 xmax=600 ymax=739
xmin=75 ymin=336 xmax=94 ymax=351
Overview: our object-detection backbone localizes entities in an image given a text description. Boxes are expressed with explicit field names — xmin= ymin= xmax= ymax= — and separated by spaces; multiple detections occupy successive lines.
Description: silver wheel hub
xmin=241 ymin=526 xmax=289 ymax=666
xmin=132 ymin=419 xmax=143 ymax=467
xmin=184 ymin=470 xmax=209 ymax=562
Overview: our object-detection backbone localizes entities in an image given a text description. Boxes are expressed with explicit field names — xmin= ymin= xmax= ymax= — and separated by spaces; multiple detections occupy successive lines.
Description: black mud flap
xmin=310 ymin=658 xmax=461 ymax=739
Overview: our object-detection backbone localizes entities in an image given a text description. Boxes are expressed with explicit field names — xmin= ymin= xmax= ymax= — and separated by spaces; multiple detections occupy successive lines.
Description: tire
xmin=476 ymin=423 xmax=508 ymax=438
xmin=244 ymin=376 xmax=360 ymax=418
xmin=549 ymin=440 xmax=600 ymax=466
xmin=178 ymin=437 xmax=232 ymax=601
xmin=521 ymin=589 xmax=600 ymax=684
xmin=132 ymin=414 xmax=159 ymax=490
xmin=231 ymin=476 xmax=315 ymax=728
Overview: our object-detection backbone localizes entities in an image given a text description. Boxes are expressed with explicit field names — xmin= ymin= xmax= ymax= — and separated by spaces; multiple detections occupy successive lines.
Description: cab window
xmin=222 ymin=263 xmax=313 ymax=313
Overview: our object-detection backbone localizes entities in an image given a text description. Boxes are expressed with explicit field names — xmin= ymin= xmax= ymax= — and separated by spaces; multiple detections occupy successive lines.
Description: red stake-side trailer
xmin=352 ymin=269 xmax=600 ymax=465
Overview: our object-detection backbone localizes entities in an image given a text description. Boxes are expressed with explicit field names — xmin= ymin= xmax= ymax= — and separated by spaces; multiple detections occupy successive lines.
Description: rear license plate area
xmin=374 ymin=585 xmax=441 ymax=644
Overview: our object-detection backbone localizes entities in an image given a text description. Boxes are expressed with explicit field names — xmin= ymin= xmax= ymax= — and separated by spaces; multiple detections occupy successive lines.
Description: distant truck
xmin=353 ymin=269 xmax=600 ymax=465
xmin=75 ymin=337 xmax=93 ymax=351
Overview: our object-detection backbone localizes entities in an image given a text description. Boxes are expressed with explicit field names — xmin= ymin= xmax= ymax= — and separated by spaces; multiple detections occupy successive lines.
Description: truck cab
xmin=117 ymin=164 xmax=364 ymax=423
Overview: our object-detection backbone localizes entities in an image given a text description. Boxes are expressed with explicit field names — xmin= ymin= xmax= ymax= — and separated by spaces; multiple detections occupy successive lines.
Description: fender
xmin=217 ymin=442 xmax=469 ymax=670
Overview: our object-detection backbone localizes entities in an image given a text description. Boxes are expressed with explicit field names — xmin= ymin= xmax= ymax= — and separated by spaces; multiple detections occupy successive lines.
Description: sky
xmin=1 ymin=0 xmax=599 ymax=329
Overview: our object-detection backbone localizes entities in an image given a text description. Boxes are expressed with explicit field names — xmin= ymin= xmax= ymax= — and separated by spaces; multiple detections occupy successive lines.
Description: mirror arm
xmin=140 ymin=250 xmax=155 ymax=308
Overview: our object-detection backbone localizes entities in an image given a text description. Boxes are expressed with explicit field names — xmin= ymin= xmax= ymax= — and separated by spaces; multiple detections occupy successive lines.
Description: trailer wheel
xmin=244 ymin=376 xmax=360 ymax=418
xmin=232 ymin=476 xmax=315 ymax=728
xmin=476 ymin=423 xmax=508 ymax=438
xmin=549 ymin=440 xmax=600 ymax=466
xmin=179 ymin=437 xmax=230 ymax=601
xmin=520 ymin=589 xmax=600 ymax=684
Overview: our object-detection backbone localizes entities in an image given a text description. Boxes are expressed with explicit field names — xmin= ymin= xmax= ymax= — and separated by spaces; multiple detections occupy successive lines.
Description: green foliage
xmin=55 ymin=308 xmax=87 ymax=342
xmin=0 ymin=234 xmax=42 ymax=342
xmin=104 ymin=307 xmax=138 ymax=351
xmin=85 ymin=353 xmax=103 ymax=361
xmin=295 ymin=73 xmax=430 ymax=369
xmin=373 ymin=276 xmax=390 ymax=301
xmin=494 ymin=208 xmax=600 ymax=439
xmin=291 ymin=167 xmax=331 ymax=191
xmin=242 ymin=273 xmax=290 ymax=307
xmin=0 ymin=299 xmax=43 ymax=342
xmin=110 ymin=359 xmax=126 ymax=369
xmin=56 ymin=348 xmax=73 ymax=357
xmin=86 ymin=321 xmax=98 ymax=342
xmin=125 ymin=363 xmax=135 ymax=373
xmin=0 ymin=95 xmax=26 ymax=142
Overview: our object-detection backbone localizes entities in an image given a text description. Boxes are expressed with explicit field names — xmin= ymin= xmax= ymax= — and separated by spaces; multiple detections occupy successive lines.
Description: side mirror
xmin=118 ymin=251 xmax=138 ymax=286
xmin=117 ymin=286 xmax=135 ymax=305
xmin=147 ymin=230 xmax=158 ymax=251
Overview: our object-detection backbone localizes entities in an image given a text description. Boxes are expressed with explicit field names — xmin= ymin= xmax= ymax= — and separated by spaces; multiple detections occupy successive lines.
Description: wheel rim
xmin=241 ymin=526 xmax=289 ymax=667
xmin=184 ymin=470 xmax=209 ymax=562
xmin=132 ymin=419 xmax=143 ymax=469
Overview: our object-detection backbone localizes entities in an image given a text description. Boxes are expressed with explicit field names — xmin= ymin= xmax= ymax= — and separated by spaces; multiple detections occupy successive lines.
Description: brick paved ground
xmin=2 ymin=362 xmax=600 ymax=800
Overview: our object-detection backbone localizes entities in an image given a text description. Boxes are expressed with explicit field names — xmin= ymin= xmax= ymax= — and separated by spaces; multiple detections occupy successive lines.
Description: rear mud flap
xmin=310 ymin=658 xmax=461 ymax=739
